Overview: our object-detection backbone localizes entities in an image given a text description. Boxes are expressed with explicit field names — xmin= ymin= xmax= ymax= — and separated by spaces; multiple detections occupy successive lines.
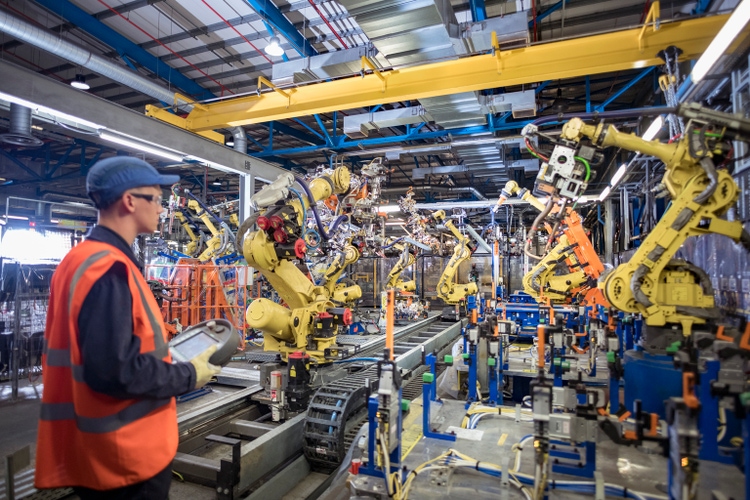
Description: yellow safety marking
xmin=401 ymin=399 xmax=423 ymax=460
xmin=401 ymin=426 xmax=423 ymax=460
xmin=497 ymin=433 xmax=508 ymax=446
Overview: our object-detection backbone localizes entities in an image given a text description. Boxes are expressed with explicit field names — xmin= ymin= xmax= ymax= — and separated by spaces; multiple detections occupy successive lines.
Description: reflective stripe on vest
xmin=39 ymin=397 xmax=170 ymax=434
xmin=129 ymin=268 xmax=168 ymax=359
xmin=67 ymin=250 xmax=111 ymax=314
xmin=40 ymin=248 xmax=170 ymax=431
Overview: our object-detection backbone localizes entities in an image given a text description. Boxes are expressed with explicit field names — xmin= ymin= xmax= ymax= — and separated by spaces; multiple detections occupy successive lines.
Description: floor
xmin=4 ymin=344 xmax=746 ymax=500
xmin=322 ymin=397 xmax=747 ymax=500
xmin=0 ymin=366 xmax=333 ymax=500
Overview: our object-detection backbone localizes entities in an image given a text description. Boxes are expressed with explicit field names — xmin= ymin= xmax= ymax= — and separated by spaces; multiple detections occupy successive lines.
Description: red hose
xmin=307 ymin=0 xmax=348 ymax=49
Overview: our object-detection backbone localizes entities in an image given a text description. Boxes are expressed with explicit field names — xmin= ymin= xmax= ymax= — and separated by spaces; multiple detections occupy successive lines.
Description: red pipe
xmin=307 ymin=0 xmax=348 ymax=49
xmin=200 ymin=0 xmax=272 ymax=65
xmin=531 ymin=0 xmax=538 ymax=42
xmin=95 ymin=0 xmax=232 ymax=96
xmin=639 ymin=0 xmax=653 ymax=23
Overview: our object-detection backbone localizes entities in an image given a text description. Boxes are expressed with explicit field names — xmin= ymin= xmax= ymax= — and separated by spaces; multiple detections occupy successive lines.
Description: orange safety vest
xmin=35 ymin=240 xmax=178 ymax=490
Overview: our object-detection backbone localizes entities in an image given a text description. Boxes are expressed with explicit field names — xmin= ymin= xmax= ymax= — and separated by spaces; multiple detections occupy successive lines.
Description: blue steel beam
xmin=262 ymin=121 xmax=320 ymax=145
xmin=469 ymin=0 xmax=487 ymax=22
xmin=692 ymin=0 xmax=712 ymax=14
xmin=292 ymin=118 xmax=325 ymax=140
xmin=0 ymin=149 xmax=42 ymax=179
xmin=531 ymin=1 xmax=568 ymax=27
xmin=252 ymin=105 xmax=672 ymax=158
xmin=594 ymin=67 xmax=653 ymax=111
xmin=241 ymin=0 xmax=318 ymax=57
xmin=313 ymin=114 xmax=333 ymax=146
xmin=47 ymin=143 xmax=76 ymax=177
xmin=32 ymin=0 xmax=214 ymax=101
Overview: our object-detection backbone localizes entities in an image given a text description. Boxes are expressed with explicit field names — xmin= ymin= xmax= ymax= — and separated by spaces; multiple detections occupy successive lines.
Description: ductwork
xmin=485 ymin=90 xmax=538 ymax=119
xmin=272 ymin=44 xmax=382 ymax=86
xmin=458 ymin=13 xmax=529 ymax=53
xmin=337 ymin=0 xmax=490 ymax=129
xmin=232 ymin=127 xmax=247 ymax=154
xmin=0 ymin=9 xmax=193 ymax=110
xmin=0 ymin=103 xmax=43 ymax=147
xmin=343 ymin=105 xmax=432 ymax=139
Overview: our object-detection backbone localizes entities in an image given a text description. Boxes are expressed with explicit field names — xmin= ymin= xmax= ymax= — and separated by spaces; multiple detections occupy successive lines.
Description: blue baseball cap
xmin=86 ymin=156 xmax=180 ymax=207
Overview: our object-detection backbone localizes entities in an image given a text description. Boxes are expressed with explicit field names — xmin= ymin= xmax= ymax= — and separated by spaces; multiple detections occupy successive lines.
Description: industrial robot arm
xmin=174 ymin=210 xmax=202 ymax=257
xmin=432 ymin=210 xmax=478 ymax=304
xmin=385 ymin=243 xmax=417 ymax=293
xmin=495 ymin=181 xmax=607 ymax=305
xmin=521 ymin=233 xmax=589 ymax=304
xmin=528 ymin=104 xmax=750 ymax=334
xmin=323 ymin=240 xmax=362 ymax=305
xmin=241 ymin=167 xmax=356 ymax=361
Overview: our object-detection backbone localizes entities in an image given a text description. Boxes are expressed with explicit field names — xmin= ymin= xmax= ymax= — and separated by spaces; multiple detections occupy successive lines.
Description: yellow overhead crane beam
xmin=146 ymin=14 xmax=732 ymax=133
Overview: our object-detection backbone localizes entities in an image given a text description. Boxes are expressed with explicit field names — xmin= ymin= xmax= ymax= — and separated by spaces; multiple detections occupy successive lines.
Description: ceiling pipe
xmin=232 ymin=127 xmax=247 ymax=154
xmin=0 ymin=8 xmax=194 ymax=110
xmin=336 ymin=137 xmax=500 ymax=159
xmin=381 ymin=185 xmax=487 ymax=201
xmin=0 ymin=103 xmax=43 ymax=147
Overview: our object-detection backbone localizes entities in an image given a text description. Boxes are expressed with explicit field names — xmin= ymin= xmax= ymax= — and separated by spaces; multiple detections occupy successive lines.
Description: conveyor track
xmin=303 ymin=319 xmax=461 ymax=471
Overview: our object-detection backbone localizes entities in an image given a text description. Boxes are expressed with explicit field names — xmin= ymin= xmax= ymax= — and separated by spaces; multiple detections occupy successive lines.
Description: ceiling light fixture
xmin=70 ymin=73 xmax=90 ymax=90
xmin=212 ymin=181 xmax=222 ymax=186
xmin=99 ymin=131 xmax=184 ymax=162
xmin=0 ymin=91 xmax=103 ymax=130
xmin=691 ymin=0 xmax=750 ymax=83
xmin=642 ymin=116 xmax=664 ymax=141
xmin=265 ymin=36 xmax=285 ymax=57
xmin=597 ymin=186 xmax=612 ymax=202
xmin=378 ymin=205 xmax=401 ymax=213
xmin=610 ymin=163 xmax=629 ymax=186
xmin=225 ymin=139 xmax=235 ymax=147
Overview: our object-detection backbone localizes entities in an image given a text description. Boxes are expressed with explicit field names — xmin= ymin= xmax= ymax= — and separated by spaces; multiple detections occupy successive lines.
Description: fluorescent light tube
xmin=642 ymin=116 xmax=664 ymax=141
xmin=610 ymin=164 xmax=628 ymax=186
xmin=597 ymin=186 xmax=611 ymax=202
xmin=0 ymin=91 xmax=103 ymax=130
xmin=691 ymin=0 xmax=750 ymax=82
xmin=378 ymin=205 xmax=401 ymax=213
xmin=99 ymin=132 xmax=184 ymax=162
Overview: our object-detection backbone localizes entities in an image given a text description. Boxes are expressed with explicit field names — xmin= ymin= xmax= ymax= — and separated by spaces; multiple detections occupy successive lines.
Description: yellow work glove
xmin=190 ymin=345 xmax=222 ymax=389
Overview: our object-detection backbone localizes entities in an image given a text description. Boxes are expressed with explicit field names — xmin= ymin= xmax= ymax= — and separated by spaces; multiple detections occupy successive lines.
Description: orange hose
xmin=537 ymin=325 xmax=545 ymax=369
xmin=386 ymin=289 xmax=395 ymax=360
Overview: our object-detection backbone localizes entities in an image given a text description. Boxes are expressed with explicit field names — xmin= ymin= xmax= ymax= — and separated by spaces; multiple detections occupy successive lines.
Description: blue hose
xmin=294 ymin=177 xmax=332 ymax=240
xmin=288 ymin=187 xmax=307 ymax=213
xmin=382 ymin=237 xmax=404 ymax=250
xmin=328 ymin=214 xmax=350 ymax=233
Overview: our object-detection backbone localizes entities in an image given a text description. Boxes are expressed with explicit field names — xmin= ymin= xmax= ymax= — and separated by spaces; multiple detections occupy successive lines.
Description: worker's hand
xmin=190 ymin=345 xmax=222 ymax=389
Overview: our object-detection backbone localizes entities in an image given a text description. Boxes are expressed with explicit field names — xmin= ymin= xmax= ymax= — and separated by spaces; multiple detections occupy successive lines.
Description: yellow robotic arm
xmin=432 ymin=210 xmax=478 ymax=304
xmin=241 ymin=167 xmax=355 ymax=361
xmin=551 ymin=104 xmax=750 ymax=335
xmin=521 ymin=234 xmax=588 ymax=304
xmin=496 ymin=180 xmax=606 ymax=305
xmin=323 ymin=242 xmax=362 ymax=305
xmin=385 ymin=243 xmax=417 ymax=293
xmin=187 ymin=199 xmax=227 ymax=262
xmin=174 ymin=210 xmax=201 ymax=257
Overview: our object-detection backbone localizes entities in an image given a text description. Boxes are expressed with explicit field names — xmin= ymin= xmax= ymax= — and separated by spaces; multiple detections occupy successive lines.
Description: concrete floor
xmin=5 ymin=347 xmax=747 ymax=500
xmin=326 ymin=397 xmax=746 ymax=500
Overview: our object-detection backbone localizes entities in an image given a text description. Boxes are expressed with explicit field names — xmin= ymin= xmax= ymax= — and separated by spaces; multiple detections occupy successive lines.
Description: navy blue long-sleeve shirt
xmin=76 ymin=226 xmax=196 ymax=399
